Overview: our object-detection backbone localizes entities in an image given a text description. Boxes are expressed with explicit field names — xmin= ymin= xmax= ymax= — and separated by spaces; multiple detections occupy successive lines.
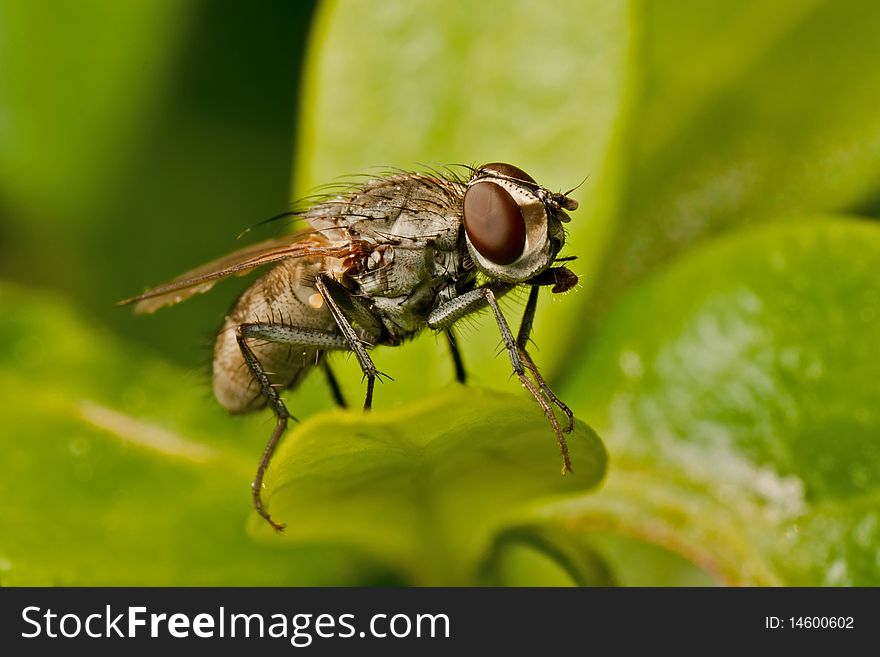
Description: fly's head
xmin=461 ymin=162 xmax=577 ymax=284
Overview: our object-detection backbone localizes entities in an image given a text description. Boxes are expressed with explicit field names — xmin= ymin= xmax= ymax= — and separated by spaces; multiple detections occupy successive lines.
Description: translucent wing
xmin=119 ymin=232 xmax=351 ymax=314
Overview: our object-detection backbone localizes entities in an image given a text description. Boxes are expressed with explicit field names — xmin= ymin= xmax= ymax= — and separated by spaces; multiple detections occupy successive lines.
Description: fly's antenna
xmin=563 ymin=173 xmax=590 ymax=197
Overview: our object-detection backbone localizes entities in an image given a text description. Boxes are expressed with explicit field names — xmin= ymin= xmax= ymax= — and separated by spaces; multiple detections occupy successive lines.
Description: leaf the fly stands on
xmin=249 ymin=387 xmax=606 ymax=585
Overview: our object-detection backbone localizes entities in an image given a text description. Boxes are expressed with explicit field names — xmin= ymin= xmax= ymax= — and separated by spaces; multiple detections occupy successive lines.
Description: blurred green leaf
xmin=575 ymin=533 xmax=718 ymax=587
xmin=294 ymin=0 xmax=632 ymax=390
xmin=569 ymin=0 xmax=880 ymax=354
xmin=0 ymin=1 xmax=315 ymax=366
xmin=250 ymin=387 xmax=606 ymax=585
xmin=0 ymin=0 xmax=191 ymax=220
xmin=554 ymin=219 xmax=880 ymax=585
xmin=481 ymin=524 xmax=616 ymax=586
xmin=0 ymin=283 xmax=391 ymax=585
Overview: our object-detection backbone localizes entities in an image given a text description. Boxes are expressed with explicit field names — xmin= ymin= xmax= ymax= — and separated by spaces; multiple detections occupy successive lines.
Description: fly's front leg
xmin=314 ymin=275 xmax=390 ymax=410
xmin=427 ymin=284 xmax=573 ymax=475
xmin=236 ymin=323 xmax=349 ymax=531
xmin=517 ymin=285 xmax=575 ymax=433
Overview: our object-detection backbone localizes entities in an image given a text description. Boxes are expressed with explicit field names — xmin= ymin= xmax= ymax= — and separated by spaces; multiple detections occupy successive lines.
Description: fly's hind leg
xmin=314 ymin=274 xmax=391 ymax=410
xmin=236 ymin=323 xmax=348 ymax=531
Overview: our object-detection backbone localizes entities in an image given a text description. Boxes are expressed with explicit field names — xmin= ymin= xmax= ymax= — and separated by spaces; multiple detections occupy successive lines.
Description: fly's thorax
xmin=353 ymin=241 xmax=458 ymax=297
xmin=305 ymin=172 xmax=464 ymax=249
xmin=336 ymin=233 xmax=460 ymax=340
xmin=462 ymin=163 xmax=574 ymax=284
xmin=370 ymin=271 xmax=458 ymax=339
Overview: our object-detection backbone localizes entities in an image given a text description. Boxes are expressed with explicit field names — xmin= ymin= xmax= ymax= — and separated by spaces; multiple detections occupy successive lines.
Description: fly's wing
xmin=119 ymin=232 xmax=353 ymax=314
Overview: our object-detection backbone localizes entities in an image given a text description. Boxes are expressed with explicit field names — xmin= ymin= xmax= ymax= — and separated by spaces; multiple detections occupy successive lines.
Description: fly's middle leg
xmin=236 ymin=323 xmax=348 ymax=531
xmin=314 ymin=274 xmax=391 ymax=410
xmin=445 ymin=328 xmax=467 ymax=384
xmin=323 ymin=362 xmax=347 ymax=408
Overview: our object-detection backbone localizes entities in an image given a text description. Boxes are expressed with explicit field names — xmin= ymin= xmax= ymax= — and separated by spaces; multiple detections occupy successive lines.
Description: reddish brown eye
xmin=482 ymin=162 xmax=536 ymax=184
xmin=463 ymin=181 xmax=526 ymax=265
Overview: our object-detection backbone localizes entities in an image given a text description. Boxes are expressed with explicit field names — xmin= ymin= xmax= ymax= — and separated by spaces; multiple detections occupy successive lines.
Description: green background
xmin=1 ymin=0 xmax=878 ymax=586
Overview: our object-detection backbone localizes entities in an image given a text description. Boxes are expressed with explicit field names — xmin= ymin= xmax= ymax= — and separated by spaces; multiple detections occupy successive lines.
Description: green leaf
xmin=249 ymin=387 xmax=606 ymax=585
xmin=480 ymin=524 xmax=616 ymax=586
xmin=571 ymin=0 xmax=880 ymax=346
xmin=0 ymin=283 xmax=393 ymax=585
xmin=553 ymin=219 xmax=880 ymax=585
xmin=294 ymin=0 xmax=632 ymax=389
xmin=0 ymin=0 xmax=191 ymax=221
xmin=0 ymin=2 xmax=315 ymax=367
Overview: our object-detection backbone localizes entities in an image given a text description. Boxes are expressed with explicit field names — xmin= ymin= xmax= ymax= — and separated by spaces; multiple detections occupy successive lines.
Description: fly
xmin=120 ymin=162 xmax=581 ymax=530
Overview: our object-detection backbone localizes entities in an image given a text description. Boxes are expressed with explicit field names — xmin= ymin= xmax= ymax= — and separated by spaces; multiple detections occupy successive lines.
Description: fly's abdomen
xmin=212 ymin=257 xmax=339 ymax=413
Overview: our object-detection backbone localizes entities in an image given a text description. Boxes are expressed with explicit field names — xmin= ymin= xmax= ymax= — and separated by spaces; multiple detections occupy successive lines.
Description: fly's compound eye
xmin=481 ymin=162 xmax=536 ymax=185
xmin=463 ymin=181 xmax=526 ymax=265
